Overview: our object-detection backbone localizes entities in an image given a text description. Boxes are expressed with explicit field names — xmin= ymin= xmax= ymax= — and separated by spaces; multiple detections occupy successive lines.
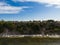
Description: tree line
xmin=0 ymin=20 xmax=60 ymax=35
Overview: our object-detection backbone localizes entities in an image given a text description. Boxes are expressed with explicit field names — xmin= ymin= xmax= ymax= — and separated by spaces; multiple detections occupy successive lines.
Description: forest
xmin=0 ymin=20 xmax=60 ymax=35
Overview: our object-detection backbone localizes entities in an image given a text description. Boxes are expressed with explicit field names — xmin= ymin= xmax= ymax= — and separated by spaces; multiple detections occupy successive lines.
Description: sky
xmin=0 ymin=0 xmax=60 ymax=21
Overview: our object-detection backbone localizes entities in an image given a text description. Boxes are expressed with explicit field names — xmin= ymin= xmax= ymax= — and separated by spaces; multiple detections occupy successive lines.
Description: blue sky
xmin=0 ymin=0 xmax=60 ymax=21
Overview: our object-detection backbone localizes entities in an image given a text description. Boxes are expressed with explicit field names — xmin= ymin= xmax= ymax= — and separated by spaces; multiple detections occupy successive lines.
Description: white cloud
xmin=0 ymin=2 xmax=29 ymax=14
xmin=0 ymin=6 xmax=23 ymax=14
xmin=13 ymin=0 xmax=60 ymax=8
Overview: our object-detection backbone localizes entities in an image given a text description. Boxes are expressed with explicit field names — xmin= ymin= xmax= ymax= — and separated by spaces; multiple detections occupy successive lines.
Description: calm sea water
xmin=40 ymin=42 xmax=60 ymax=45
xmin=1 ymin=41 xmax=60 ymax=45
xmin=0 ymin=38 xmax=60 ymax=45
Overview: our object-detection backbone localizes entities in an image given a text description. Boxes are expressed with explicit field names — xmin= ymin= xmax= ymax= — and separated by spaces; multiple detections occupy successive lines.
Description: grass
xmin=0 ymin=37 xmax=60 ymax=45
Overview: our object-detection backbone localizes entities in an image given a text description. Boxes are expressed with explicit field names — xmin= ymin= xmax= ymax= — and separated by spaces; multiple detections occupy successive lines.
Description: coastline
xmin=0 ymin=34 xmax=60 ymax=38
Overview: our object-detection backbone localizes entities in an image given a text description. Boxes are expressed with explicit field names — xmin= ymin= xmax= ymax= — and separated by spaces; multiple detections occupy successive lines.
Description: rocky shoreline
xmin=0 ymin=34 xmax=60 ymax=38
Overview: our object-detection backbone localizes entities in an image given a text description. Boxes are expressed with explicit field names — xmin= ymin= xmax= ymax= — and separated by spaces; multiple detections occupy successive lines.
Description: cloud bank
xmin=1 ymin=0 xmax=60 ymax=14
xmin=13 ymin=0 xmax=60 ymax=8
xmin=0 ymin=2 xmax=29 ymax=14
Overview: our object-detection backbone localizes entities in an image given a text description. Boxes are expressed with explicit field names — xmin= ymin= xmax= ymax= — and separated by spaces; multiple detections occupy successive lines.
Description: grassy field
xmin=0 ymin=37 xmax=60 ymax=45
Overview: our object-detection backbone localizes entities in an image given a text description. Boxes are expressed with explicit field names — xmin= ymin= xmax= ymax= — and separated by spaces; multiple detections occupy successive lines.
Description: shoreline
xmin=0 ymin=34 xmax=60 ymax=38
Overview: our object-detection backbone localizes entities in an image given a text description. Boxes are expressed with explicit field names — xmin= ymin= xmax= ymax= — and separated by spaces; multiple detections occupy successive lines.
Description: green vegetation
xmin=0 ymin=20 xmax=60 ymax=35
xmin=0 ymin=20 xmax=59 ymax=45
